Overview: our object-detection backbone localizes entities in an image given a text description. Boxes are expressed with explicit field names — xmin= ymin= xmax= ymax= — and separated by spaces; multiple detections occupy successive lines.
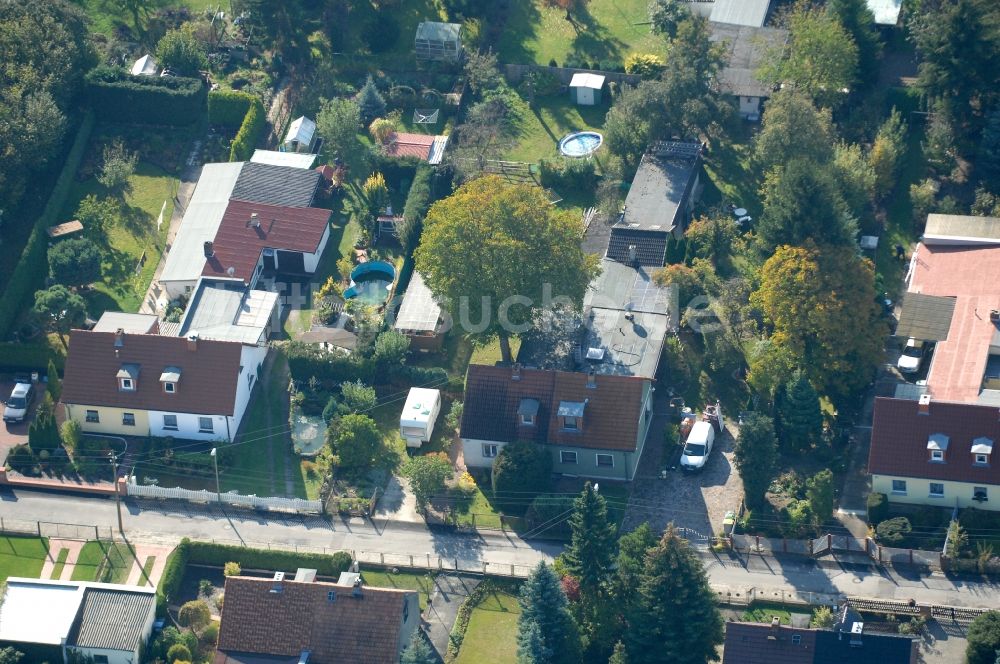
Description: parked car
xmin=2 ymin=382 xmax=35 ymax=424
xmin=897 ymin=338 xmax=927 ymax=375
xmin=680 ymin=420 xmax=715 ymax=472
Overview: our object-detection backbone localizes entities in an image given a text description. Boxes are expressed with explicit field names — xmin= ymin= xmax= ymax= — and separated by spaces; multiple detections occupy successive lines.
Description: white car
xmin=680 ymin=421 xmax=715 ymax=472
xmin=3 ymin=383 xmax=34 ymax=424
xmin=897 ymin=338 xmax=926 ymax=375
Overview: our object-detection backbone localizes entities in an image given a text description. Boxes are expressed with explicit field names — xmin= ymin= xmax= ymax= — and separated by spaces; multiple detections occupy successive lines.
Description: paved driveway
xmin=622 ymin=399 xmax=744 ymax=539
xmin=0 ymin=378 xmax=39 ymax=461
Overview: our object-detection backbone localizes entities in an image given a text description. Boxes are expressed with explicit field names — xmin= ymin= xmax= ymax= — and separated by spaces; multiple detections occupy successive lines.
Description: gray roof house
xmin=0 ymin=578 xmax=156 ymax=664
xmin=710 ymin=0 xmax=772 ymax=27
xmin=606 ymin=142 xmax=702 ymax=266
xmin=710 ymin=24 xmax=788 ymax=120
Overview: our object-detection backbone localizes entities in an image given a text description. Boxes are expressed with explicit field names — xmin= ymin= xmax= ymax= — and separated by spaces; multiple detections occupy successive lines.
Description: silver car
xmin=3 ymin=383 xmax=34 ymax=424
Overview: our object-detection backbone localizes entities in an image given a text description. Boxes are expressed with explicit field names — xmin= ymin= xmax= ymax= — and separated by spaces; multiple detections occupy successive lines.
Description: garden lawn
xmin=454 ymin=590 xmax=521 ymax=664
xmin=0 ymin=536 xmax=48 ymax=582
xmin=70 ymin=541 xmax=135 ymax=583
xmin=505 ymin=96 xmax=610 ymax=165
xmin=360 ymin=568 xmax=435 ymax=610
xmin=498 ymin=0 xmax=661 ymax=67
xmin=50 ymin=548 xmax=70 ymax=579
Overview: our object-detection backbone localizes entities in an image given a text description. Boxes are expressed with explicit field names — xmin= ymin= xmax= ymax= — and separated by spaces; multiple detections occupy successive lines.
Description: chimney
xmin=352 ymin=578 xmax=364 ymax=599
xmin=587 ymin=368 xmax=597 ymax=389
xmin=187 ymin=334 xmax=199 ymax=351
xmin=203 ymin=240 xmax=214 ymax=258
xmin=512 ymin=363 xmax=521 ymax=381
xmin=918 ymin=393 xmax=931 ymax=415
xmin=251 ymin=212 xmax=261 ymax=228
xmin=271 ymin=571 xmax=284 ymax=594
xmin=114 ymin=328 xmax=125 ymax=348
xmin=628 ymin=244 xmax=637 ymax=264
xmin=767 ymin=615 xmax=780 ymax=640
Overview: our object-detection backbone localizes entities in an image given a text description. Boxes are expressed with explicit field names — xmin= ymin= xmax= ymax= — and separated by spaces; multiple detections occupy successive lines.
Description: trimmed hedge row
xmin=447 ymin=578 xmax=522 ymax=658
xmin=398 ymin=164 xmax=433 ymax=253
xmin=208 ymin=89 xmax=256 ymax=126
xmin=286 ymin=341 xmax=374 ymax=383
xmin=538 ymin=157 xmax=598 ymax=192
xmin=229 ymin=98 xmax=266 ymax=162
xmin=156 ymin=538 xmax=191 ymax=615
xmin=187 ymin=540 xmax=354 ymax=576
xmin=0 ymin=111 xmax=95 ymax=340
xmin=85 ymin=66 xmax=206 ymax=126
xmin=0 ymin=342 xmax=65 ymax=373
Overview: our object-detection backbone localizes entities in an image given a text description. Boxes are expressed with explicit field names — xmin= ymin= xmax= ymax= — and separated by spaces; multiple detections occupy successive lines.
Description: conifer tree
xmin=517 ymin=562 xmax=581 ymax=664
xmin=777 ymin=371 xmax=823 ymax=453
xmin=400 ymin=632 xmax=436 ymax=664
xmin=564 ymin=482 xmax=617 ymax=600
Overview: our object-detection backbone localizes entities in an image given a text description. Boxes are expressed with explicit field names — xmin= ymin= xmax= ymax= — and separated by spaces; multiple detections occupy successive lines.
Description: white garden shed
xmin=131 ymin=54 xmax=158 ymax=76
xmin=569 ymin=73 xmax=605 ymax=106
xmin=400 ymin=387 xmax=442 ymax=448
xmin=283 ymin=116 xmax=316 ymax=153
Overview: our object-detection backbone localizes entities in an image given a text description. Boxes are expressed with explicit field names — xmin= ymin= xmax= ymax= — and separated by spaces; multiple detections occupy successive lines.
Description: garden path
xmin=125 ymin=542 xmax=173 ymax=586
xmin=424 ymin=573 xmax=481 ymax=661
xmin=40 ymin=538 xmax=85 ymax=580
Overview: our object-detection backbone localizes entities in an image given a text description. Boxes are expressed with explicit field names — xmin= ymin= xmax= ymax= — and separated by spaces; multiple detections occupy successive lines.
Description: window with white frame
xmin=560 ymin=450 xmax=578 ymax=464
xmin=563 ymin=415 xmax=578 ymax=430
xmin=521 ymin=414 xmax=534 ymax=426
xmin=163 ymin=414 xmax=178 ymax=430
xmin=122 ymin=412 xmax=135 ymax=426
xmin=85 ymin=410 xmax=100 ymax=423
xmin=976 ymin=453 xmax=989 ymax=465
xmin=929 ymin=482 xmax=945 ymax=497
xmin=119 ymin=377 xmax=134 ymax=391
xmin=164 ymin=382 xmax=176 ymax=393
xmin=930 ymin=449 xmax=944 ymax=462
xmin=482 ymin=443 xmax=498 ymax=458
xmin=198 ymin=417 xmax=214 ymax=433
xmin=596 ymin=453 xmax=614 ymax=468
xmin=891 ymin=479 xmax=907 ymax=494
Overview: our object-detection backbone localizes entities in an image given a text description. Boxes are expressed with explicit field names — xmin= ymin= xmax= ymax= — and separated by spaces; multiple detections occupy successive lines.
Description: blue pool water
xmin=559 ymin=131 xmax=603 ymax=157
xmin=344 ymin=260 xmax=396 ymax=306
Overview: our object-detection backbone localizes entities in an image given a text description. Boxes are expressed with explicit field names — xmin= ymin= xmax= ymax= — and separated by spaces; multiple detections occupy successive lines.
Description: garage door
xmin=276 ymin=250 xmax=305 ymax=274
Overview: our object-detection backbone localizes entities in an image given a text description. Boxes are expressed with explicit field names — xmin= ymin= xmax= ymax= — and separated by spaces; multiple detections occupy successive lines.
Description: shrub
xmin=399 ymin=165 xmax=433 ymax=253
xmin=444 ymin=401 xmax=464 ymax=433
xmin=966 ymin=611 xmax=1000 ymax=664
xmin=200 ymin=622 xmax=219 ymax=646
xmin=876 ymin=517 xmax=912 ymax=546
xmin=185 ymin=541 xmax=353 ymax=576
xmin=538 ymin=158 xmax=598 ymax=192
xmin=403 ymin=452 xmax=453 ymax=509
xmin=157 ymin=539 xmax=191 ymax=615
xmin=229 ymin=98 xmax=266 ymax=161
xmin=208 ymin=90 xmax=257 ymax=126
xmin=48 ymin=237 xmax=102 ymax=287
xmin=0 ymin=343 xmax=64 ymax=373
xmin=198 ymin=579 xmax=213 ymax=596
xmin=6 ymin=445 xmax=35 ymax=473
xmin=85 ymin=66 xmax=206 ymax=126
xmin=178 ymin=600 xmax=211 ymax=632
xmin=285 ymin=341 xmax=374 ymax=383
xmin=224 ymin=561 xmax=241 ymax=576
xmin=369 ymin=117 xmax=396 ymax=144
xmin=624 ymin=53 xmax=665 ymax=78
xmin=866 ymin=492 xmax=889 ymax=525
xmin=328 ymin=414 xmax=381 ymax=471
xmin=491 ymin=441 xmax=553 ymax=513
xmin=60 ymin=420 xmax=81 ymax=452
xmin=166 ymin=643 xmax=191 ymax=663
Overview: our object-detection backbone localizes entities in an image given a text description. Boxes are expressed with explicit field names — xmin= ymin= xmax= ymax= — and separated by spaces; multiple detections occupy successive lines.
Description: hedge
xmin=156 ymin=538 xmax=191 ymax=615
xmin=538 ymin=157 xmax=598 ymax=192
xmin=285 ymin=341 xmax=374 ymax=384
xmin=447 ymin=578 xmax=522 ymax=658
xmin=0 ymin=111 xmax=95 ymax=341
xmin=229 ymin=98 xmax=266 ymax=162
xmin=398 ymin=165 xmax=433 ymax=253
xmin=85 ymin=66 xmax=206 ymax=126
xmin=186 ymin=541 xmax=353 ymax=576
xmin=0 ymin=341 xmax=65 ymax=373
xmin=208 ymin=89 xmax=256 ymax=126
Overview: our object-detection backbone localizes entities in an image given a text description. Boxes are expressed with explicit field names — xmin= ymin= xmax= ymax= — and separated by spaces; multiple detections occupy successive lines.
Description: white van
xmin=680 ymin=420 xmax=715 ymax=472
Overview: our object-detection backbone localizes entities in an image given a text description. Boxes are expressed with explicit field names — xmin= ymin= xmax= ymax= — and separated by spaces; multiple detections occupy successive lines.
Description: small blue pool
xmin=344 ymin=261 xmax=395 ymax=306
xmin=559 ymin=131 xmax=603 ymax=158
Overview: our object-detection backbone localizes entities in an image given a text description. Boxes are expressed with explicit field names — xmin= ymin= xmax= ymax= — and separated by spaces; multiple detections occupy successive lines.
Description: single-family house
xmin=606 ymin=142 xmax=702 ymax=266
xmin=0 ymin=578 xmax=156 ymax=664
xmin=392 ymin=271 xmax=447 ymax=351
xmin=460 ymin=364 xmax=654 ymax=481
xmin=710 ymin=24 xmax=787 ymax=120
xmin=214 ymin=573 xmax=420 ymax=664
xmin=870 ymin=395 xmax=1000 ymax=510
xmin=723 ymin=605 xmax=917 ymax=663
xmin=61 ymin=329 xmax=266 ymax=441
xmin=283 ymin=116 xmax=317 ymax=153
xmin=414 ymin=21 xmax=463 ymax=61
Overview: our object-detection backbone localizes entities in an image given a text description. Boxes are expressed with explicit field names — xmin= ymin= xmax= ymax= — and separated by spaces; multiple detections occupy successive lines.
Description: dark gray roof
xmin=232 ymin=162 xmax=321 ymax=208
xmin=710 ymin=24 xmax=788 ymax=69
xmin=618 ymin=150 xmax=700 ymax=236
xmin=895 ymin=293 xmax=956 ymax=342
xmin=710 ymin=0 xmax=772 ymax=27
xmin=923 ymin=214 xmax=1000 ymax=245
xmin=717 ymin=68 xmax=773 ymax=97
xmin=606 ymin=228 xmax=669 ymax=267
xmin=67 ymin=588 xmax=155 ymax=651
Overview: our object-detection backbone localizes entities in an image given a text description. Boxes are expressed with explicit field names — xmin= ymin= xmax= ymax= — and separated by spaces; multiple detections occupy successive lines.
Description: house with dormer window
xmin=61 ymin=328 xmax=267 ymax=441
xmin=870 ymin=395 xmax=1000 ymax=510
xmin=460 ymin=364 xmax=654 ymax=481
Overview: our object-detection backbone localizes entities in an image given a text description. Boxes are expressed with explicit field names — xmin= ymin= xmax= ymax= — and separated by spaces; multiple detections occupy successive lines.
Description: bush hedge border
xmin=208 ymin=90 xmax=256 ymax=127
xmin=0 ymin=110 xmax=95 ymax=340
xmin=229 ymin=98 xmax=266 ymax=162
xmin=85 ymin=67 xmax=206 ymax=126
xmin=446 ymin=578 xmax=522 ymax=660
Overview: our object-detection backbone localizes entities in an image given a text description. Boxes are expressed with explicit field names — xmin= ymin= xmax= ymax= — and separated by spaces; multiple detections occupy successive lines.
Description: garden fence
xmin=0 ymin=518 xmax=112 ymax=542
xmin=731 ymin=532 xmax=943 ymax=571
xmin=127 ymin=482 xmax=322 ymax=514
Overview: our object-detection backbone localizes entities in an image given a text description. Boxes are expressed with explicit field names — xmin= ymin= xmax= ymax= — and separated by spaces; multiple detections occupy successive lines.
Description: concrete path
xmin=423 ymin=574 xmax=481 ymax=661
xmin=40 ymin=539 xmax=86 ymax=580
xmin=374 ymin=476 xmax=424 ymax=524
xmin=125 ymin=542 xmax=174 ymax=587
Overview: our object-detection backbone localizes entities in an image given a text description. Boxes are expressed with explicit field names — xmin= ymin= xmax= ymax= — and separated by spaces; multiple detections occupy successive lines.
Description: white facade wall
xmin=738 ymin=96 xmax=762 ymax=119
xmin=303 ymin=224 xmax=331 ymax=274
xmin=873 ymin=474 xmax=999 ymax=511
xmin=148 ymin=411 xmax=232 ymax=442
xmin=462 ymin=438 xmax=509 ymax=469
xmin=161 ymin=279 xmax=198 ymax=300
xmin=233 ymin=345 xmax=268 ymax=430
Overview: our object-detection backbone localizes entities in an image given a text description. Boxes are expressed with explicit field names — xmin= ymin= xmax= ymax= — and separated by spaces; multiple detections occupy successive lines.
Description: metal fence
xmin=732 ymin=532 xmax=944 ymax=571
xmin=127 ymin=483 xmax=323 ymax=514
xmin=0 ymin=518 xmax=113 ymax=542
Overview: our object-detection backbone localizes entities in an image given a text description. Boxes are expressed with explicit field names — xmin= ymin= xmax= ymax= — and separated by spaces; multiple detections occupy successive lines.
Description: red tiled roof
xmin=908 ymin=243 xmax=1000 ymax=403
xmin=384 ymin=132 xmax=434 ymax=161
xmin=215 ymin=576 xmax=413 ymax=664
xmin=460 ymin=364 xmax=648 ymax=451
xmin=61 ymin=330 xmax=244 ymax=416
xmin=869 ymin=397 xmax=1000 ymax=483
xmin=203 ymin=199 xmax=331 ymax=282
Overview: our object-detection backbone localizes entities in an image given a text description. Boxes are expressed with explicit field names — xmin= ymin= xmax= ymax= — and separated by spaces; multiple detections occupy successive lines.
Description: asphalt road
xmin=1 ymin=487 xmax=998 ymax=610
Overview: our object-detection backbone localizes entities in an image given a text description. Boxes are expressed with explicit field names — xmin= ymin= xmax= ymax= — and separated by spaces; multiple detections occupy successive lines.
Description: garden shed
xmin=400 ymin=387 xmax=442 ymax=448
xmin=569 ymin=73 xmax=605 ymax=106
xmin=414 ymin=21 xmax=463 ymax=61
xmin=283 ymin=116 xmax=316 ymax=153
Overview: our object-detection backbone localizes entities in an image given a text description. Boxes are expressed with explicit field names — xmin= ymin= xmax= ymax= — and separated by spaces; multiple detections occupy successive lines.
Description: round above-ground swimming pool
xmin=344 ymin=260 xmax=395 ymax=306
xmin=559 ymin=131 xmax=603 ymax=158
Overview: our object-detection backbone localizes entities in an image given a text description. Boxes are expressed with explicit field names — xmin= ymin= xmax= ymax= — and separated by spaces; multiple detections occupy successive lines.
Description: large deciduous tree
xmin=48 ymin=238 xmax=103 ymax=288
xmin=648 ymin=0 xmax=692 ymax=39
xmin=759 ymin=3 xmax=859 ymax=108
xmin=491 ymin=440 xmax=553 ymax=510
xmin=624 ymin=525 xmax=723 ymax=664
xmin=33 ymin=285 xmax=86 ymax=344
xmin=827 ymin=0 xmax=881 ymax=87
xmin=966 ymin=611 xmax=1000 ymax=664
xmin=403 ymin=452 xmax=453 ymax=510
xmin=733 ymin=414 xmax=779 ymax=509
xmin=316 ymin=97 xmax=362 ymax=161
xmin=752 ymin=91 xmax=835 ymax=173
xmin=415 ymin=177 xmax=599 ymax=363
xmin=517 ymin=562 xmax=581 ymax=664
xmin=751 ymin=243 xmax=885 ymax=401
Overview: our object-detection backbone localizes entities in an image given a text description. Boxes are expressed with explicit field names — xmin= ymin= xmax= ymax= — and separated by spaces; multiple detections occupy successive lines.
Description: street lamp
xmin=210 ymin=447 xmax=221 ymax=504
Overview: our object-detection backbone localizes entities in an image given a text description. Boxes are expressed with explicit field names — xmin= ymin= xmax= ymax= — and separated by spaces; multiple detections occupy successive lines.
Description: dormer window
xmin=564 ymin=416 xmax=578 ymax=430
xmin=558 ymin=400 xmax=586 ymax=432
xmin=164 ymin=382 xmax=176 ymax=393
xmin=116 ymin=364 xmax=140 ymax=392
xmin=972 ymin=437 xmax=993 ymax=466
xmin=518 ymin=399 xmax=539 ymax=427
xmin=927 ymin=433 xmax=949 ymax=463
xmin=160 ymin=367 xmax=181 ymax=394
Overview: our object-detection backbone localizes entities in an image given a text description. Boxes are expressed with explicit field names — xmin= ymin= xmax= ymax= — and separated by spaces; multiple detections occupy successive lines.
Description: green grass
xmin=50 ymin=548 xmax=70 ymax=580
xmin=0 ymin=537 xmax=48 ymax=582
xmin=140 ymin=555 xmax=156 ymax=586
xmin=70 ymin=541 xmax=135 ymax=583
xmin=70 ymin=541 xmax=107 ymax=581
xmin=505 ymin=96 xmax=610 ymax=165
xmin=498 ymin=0 xmax=661 ymax=67
xmin=360 ymin=568 xmax=435 ymax=610
xmin=455 ymin=590 xmax=521 ymax=664
xmin=741 ymin=602 xmax=811 ymax=625
xmin=470 ymin=337 xmax=521 ymax=367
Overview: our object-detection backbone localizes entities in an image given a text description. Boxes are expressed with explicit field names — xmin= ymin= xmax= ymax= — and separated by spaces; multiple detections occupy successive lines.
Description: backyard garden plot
xmin=0 ymin=536 xmax=48 ymax=582
xmin=454 ymin=589 xmax=521 ymax=664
